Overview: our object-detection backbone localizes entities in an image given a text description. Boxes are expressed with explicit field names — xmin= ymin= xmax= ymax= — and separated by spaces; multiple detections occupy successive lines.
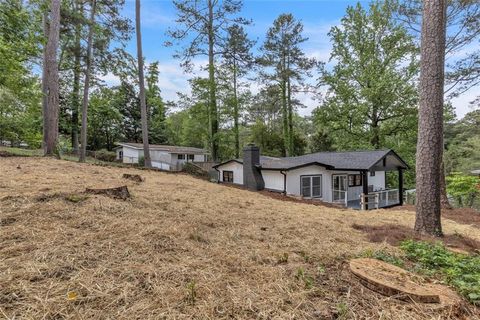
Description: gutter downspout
xmin=280 ymin=170 xmax=287 ymax=194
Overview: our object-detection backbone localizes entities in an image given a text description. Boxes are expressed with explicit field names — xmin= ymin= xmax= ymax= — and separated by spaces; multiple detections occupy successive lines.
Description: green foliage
xmin=446 ymin=172 xmax=480 ymax=207
xmin=361 ymin=248 xmax=405 ymax=267
xmin=94 ymin=149 xmax=116 ymax=162
xmin=185 ymin=280 xmax=197 ymax=305
xmin=400 ymin=240 xmax=480 ymax=305
xmin=445 ymin=109 xmax=480 ymax=176
xmin=295 ymin=267 xmax=314 ymax=289
xmin=138 ymin=155 xmax=145 ymax=167
xmin=314 ymin=0 xmax=418 ymax=186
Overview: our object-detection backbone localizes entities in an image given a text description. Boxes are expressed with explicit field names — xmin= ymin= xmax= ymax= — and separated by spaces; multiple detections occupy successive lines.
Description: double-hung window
xmin=223 ymin=171 xmax=234 ymax=183
xmin=348 ymin=174 xmax=362 ymax=187
xmin=301 ymin=175 xmax=322 ymax=198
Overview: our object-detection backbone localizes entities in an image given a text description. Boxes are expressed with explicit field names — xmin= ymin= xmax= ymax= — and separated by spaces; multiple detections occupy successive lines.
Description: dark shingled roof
xmin=214 ymin=150 xmax=408 ymax=171
xmin=116 ymin=142 xmax=208 ymax=154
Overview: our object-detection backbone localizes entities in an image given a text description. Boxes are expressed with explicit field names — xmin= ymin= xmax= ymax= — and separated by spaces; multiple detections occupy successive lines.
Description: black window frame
xmin=300 ymin=175 xmax=322 ymax=198
xmin=348 ymin=174 xmax=363 ymax=187
xmin=223 ymin=170 xmax=234 ymax=183
xmin=178 ymin=154 xmax=185 ymax=160
xmin=188 ymin=154 xmax=195 ymax=161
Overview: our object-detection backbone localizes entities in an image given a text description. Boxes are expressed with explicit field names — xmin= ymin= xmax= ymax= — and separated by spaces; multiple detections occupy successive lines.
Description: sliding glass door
xmin=332 ymin=175 xmax=348 ymax=203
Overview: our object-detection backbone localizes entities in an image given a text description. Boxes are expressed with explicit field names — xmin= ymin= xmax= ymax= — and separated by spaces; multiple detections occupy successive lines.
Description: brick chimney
xmin=243 ymin=144 xmax=265 ymax=191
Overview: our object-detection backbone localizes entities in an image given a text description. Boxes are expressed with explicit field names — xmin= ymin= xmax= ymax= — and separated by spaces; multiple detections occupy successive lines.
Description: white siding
xmin=261 ymin=170 xmax=284 ymax=191
xmin=194 ymin=154 xmax=206 ymax=162
xmin=151 ymin=161 xmax=171 ymax=170
xmin=150 ymin=151 xmax=172 ymax=164
xmin=217 ymin=161 xmax=244 ymax=185
xmin=285 ymin=165 xmax=330 ymax=201
xmin=368 ymin=171 xmax=385 ymax=191
xmin=122 ymin=147 xmax=141 ymax=164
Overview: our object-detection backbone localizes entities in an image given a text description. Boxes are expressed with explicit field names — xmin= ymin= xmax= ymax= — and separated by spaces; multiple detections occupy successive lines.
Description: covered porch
xmin=332 ymin=150 xmax=408 ymax=210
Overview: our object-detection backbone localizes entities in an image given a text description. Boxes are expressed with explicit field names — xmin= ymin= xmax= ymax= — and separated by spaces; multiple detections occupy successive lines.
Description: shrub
xmin=95 ymin=149 xmax=116 ymax=162
xmin=138 ymin=155 xmax=145 ymax=167
xmin=400 ymin=240 xmax=480 ymax=305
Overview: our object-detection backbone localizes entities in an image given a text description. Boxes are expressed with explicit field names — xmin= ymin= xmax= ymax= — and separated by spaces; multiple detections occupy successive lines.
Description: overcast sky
xmin=105 ymin=0 xmax=478 ymax=119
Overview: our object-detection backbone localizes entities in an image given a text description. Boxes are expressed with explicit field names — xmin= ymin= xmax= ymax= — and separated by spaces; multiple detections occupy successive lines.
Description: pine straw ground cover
xmin=0 ymin=157 xmax=479 ymax=319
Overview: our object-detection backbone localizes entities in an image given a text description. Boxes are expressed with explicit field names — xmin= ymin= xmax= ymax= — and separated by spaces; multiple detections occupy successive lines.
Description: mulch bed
xmin=352 ymin=223 xmax=480 ymax=254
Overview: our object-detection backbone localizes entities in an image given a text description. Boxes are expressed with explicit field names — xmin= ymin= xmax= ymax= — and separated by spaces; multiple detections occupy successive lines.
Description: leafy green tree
xmin=315 ymin=0 xmax=418 ymax=151
xmin=446 ymin=173 xmax=480 ymax=207
xmin=259 ymin=13 xmax=316 ymax=156
xmin=87 ymin=87 xmax=122 ymax=150
xmin=145 ymin=62 xmax=168 ymax=144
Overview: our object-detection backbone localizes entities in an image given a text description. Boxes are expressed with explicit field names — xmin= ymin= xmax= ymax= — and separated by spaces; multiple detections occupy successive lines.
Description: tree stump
xmin=85 ymin=185 xmax=130 ymax=200
xmin=350 ymin=258 xmax=440 ymax=303
xmin=122 ymin=173 xmax=144 ymax=182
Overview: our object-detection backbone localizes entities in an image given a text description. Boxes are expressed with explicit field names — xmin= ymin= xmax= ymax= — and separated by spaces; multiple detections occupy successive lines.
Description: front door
xmin=332 ymin=175 xmax=348 ymax=203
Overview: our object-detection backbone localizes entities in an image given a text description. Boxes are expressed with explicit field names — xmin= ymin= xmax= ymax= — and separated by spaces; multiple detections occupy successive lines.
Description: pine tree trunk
xmin=207 ymin=0 xmax=219 ymax=162
xmin=79 ymin=0 xmax=96 ymax=162
xmin=71 ymin=1 xmax=82 ymax=155
xmin=136 ymin=0 xmax=152 ymax=168
xmin=414 ymin=0 xmax=446 ymax=237
xmin=43 ymin=0 xmax=61 ymax=156
xmin=287 ymin=76 xmax=294 ymax=156
xmin=281 ymin=80 xmax=288 ymax=157
xmin=41 ymin=11 xmax=48 ymax=151
xmin=232 ymin=59 xmax=240 ymax=159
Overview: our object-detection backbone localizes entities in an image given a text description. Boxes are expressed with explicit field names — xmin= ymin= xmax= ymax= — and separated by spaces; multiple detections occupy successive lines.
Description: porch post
xmin=398 ymin=168 xmax=404 ymax=206
xmin=362 ymin=170 xmax=369 ymax=210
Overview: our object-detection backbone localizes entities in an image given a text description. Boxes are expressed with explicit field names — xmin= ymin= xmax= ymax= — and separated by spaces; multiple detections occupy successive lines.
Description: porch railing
xmin=359 ymin=189 xmax=399 ymax=210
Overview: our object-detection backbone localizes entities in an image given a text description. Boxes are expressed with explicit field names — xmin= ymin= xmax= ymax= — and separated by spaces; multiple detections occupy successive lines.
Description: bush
xmin=95 ymin=149 xmax=116 ymax=162
xmin=138 ymin=155 xmax=145 ymax=167
xmin=400 ymin=240 xmax=480 ymax=305
xmin=446 ymin=172 xmax=480 ymax=207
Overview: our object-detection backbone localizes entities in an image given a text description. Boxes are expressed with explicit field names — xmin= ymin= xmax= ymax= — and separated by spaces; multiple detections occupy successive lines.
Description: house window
xmin=188 ymin=154 xmax=195 ymax=161
xmin=118 ymin=151 xmax=123 ymax=160
xmin=348 ymin=174 xmax=363 ymax=187
xmin=223 ymin=171 xmax=234 ymax=183
xmin=301 ymin=175 xmax=322 ymax=198
xmin=370 ymin=170 xmax=376 ymax=177
xmin=178 ymin=154 xmax=185 ymax=160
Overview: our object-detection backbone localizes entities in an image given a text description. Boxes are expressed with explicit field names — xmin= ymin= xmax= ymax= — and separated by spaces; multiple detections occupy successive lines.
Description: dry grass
xmin=1 ymin=157 xmax=479 ymax=319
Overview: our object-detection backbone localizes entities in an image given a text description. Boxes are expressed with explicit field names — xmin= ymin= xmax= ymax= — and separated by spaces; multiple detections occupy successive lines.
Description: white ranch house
xmin=214 ymin=145 xmax=408 ymax=210
xmin=115 ymin=142 xmax=208 ymax=171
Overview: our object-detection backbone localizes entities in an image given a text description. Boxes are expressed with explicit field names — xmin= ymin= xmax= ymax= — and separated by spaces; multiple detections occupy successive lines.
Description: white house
xmin=115 ymin=142 xmax=209 ymax=171
xmin=213 ymin=145 xmax=408 ymax=210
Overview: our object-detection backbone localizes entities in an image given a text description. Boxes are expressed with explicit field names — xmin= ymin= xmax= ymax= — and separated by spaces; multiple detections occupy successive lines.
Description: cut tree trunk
xmin=135 ymin=0 xmax=152 ymax=168
xmin=85 ymin=185 xmax=130 ymax=200
xmin=122 ymin=173 xmax=144 ymax=182
xmin=414 ymin=0 xmax=447 ymax=236
xmin=43 ymin=0 xmax=61 ymax=156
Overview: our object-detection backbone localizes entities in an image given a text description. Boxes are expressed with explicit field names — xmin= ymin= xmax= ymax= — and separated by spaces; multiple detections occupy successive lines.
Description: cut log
xmin=85 ymin=185 xmax=130 ymax=200
xmin=350 ymin=258 xmax=440 ymax=303
xmin=122 ymin=173 xmax=144 ymax=182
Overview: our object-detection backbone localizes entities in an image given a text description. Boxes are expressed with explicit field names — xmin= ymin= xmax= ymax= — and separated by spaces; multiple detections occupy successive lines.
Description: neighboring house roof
xmin=471 ymin=169 xmax=480 ymax=175
xmin=214 ymin=149 xmax=408 ymax=171
xmin=116 ymin=142 xmax=208 ymax=154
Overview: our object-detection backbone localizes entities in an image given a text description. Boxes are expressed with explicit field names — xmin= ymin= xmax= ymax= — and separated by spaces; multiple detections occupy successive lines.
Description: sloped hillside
xmin=0 ymin=157 xmax=479 ymax=319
